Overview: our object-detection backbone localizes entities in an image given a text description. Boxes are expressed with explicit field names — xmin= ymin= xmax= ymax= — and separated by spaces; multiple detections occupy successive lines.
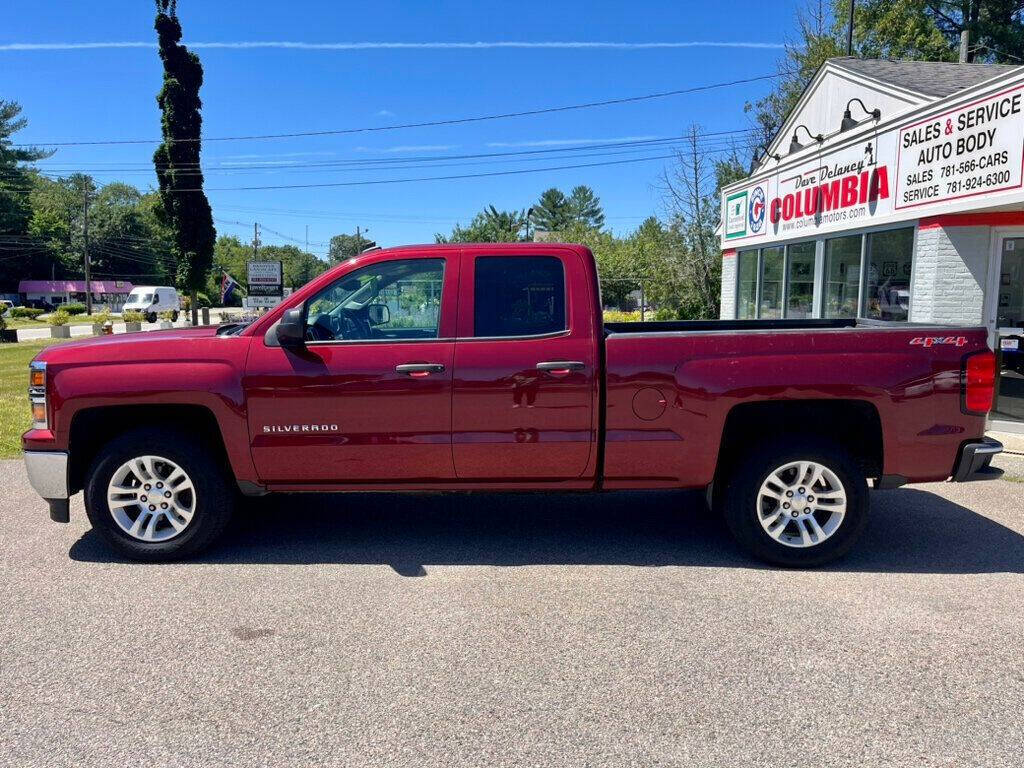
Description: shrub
xmin=603 ymin=309 xmax=642 ymax=323
xmin=48 ymin=309 xmax=70 ymax=327
xmin=0 ymin=313 xmax=6 ymax=331
xmin=196 ymin=292 xmax=211 ymax=308
xmin=62 ymin=302 xmax=87 ymax=316
xmin=159 ymin=310 xmax=176 ymax=321
xmin=122 ymin=310 xmax=145 ymax=324
xmin=92 ymin=307 xmax=113 ymax=326
xmin=10 ymin=306 xmax=44 ymax=319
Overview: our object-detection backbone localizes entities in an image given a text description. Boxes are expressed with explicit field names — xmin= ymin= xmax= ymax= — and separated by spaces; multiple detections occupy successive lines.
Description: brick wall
xmin=719 ymin=251 xmax=736 ymax=319
xmin=910 ymin=225 xmax=989 ymax=325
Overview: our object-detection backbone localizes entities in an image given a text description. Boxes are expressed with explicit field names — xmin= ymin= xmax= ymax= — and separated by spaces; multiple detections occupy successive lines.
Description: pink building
xmin=19 ymin=280 xmax=136 ymax=310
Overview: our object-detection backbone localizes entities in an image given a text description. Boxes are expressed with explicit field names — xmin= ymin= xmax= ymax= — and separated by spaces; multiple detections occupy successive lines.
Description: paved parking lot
xmin=2 ymin=456 xmax=1022 ymax=767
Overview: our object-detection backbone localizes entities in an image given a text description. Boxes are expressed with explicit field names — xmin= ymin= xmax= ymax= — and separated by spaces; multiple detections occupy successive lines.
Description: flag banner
xmin=221 ymin=272 xmax=241 ymax=304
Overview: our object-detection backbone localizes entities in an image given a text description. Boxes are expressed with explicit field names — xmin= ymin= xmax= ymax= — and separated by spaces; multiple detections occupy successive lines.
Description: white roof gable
xmin=760 ymin=61 xmax=930 ymax=168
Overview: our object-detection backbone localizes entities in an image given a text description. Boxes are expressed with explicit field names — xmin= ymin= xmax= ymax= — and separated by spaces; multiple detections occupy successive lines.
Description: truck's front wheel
xmin=722 ymin=438 xmax=868 ymax=567
xmin=84 ymin=428 xmax=234 ymax=561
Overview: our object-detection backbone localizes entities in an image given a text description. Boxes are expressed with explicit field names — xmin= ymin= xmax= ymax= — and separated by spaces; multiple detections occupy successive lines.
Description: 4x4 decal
xmin=910 ymin=335 xmax=968 ymax=348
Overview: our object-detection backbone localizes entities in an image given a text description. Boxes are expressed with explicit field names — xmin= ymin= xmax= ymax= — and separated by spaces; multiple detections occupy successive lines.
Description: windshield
xmin=127 ymin=291 xmax=152 ymax=304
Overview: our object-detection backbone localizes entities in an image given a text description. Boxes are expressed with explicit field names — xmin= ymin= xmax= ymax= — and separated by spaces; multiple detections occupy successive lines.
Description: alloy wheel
xmin=756 ymin=460 xmax=847 ymax=548
xmin=106 ymin=455 xmax=197 ymax=542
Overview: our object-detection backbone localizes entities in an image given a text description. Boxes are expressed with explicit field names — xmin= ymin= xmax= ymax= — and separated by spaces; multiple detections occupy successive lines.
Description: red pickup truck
xmin=23 ymin=243 xmax=1002 ymax=566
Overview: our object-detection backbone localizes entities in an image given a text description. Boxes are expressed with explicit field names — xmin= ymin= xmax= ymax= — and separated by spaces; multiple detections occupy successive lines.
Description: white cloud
xmin=354 ymin=144 xmax=458 ymax=153
xmin=486 ymin=135 xmax=663 ymax=148
xmin=375 ymin=109 xmax=396 ymax=117
xmin=0 ymin=40 xmax=785 ymax=52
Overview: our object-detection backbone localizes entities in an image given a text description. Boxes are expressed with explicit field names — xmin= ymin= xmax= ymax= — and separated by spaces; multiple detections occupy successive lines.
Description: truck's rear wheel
xmin=84 ymin=428 xmax=234 ymax=561
xmin=722 ymin=438 xmax=868 ymax=567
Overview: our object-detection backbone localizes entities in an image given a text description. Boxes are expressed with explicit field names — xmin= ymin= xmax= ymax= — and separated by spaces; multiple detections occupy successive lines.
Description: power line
xmin=0 ymin=145 xmax=743 ymax=195
xmin=15 ymin=72 xmax=788 ymax=147
xmin=28 ymin=131 xmax=757 ymax=173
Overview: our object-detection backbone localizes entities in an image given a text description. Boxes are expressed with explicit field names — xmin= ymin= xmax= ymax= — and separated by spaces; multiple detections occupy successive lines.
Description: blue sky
xmin=1 ymin=0 xmax=800 ymax=257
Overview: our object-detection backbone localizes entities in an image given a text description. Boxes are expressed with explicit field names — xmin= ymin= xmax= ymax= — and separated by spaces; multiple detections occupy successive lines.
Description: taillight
xmin=963 ymin=351 xmax=996 ymax=414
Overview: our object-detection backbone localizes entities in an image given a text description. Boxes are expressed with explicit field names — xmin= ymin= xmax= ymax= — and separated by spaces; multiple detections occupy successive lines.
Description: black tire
xmin=722 ymin=437 xmax=868 ymax=568
xmin=146 ymin=312 xmax=157 ymax=324
xmin=84 ymin=427 xmax=235 ymax=561
xmin=171 ymin=310 xmax=179 ymax=322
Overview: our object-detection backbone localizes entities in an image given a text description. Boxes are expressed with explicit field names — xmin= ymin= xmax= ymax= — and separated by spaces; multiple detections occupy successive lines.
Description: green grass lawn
xmin=0 ymin=339 xmax=65 ymax=458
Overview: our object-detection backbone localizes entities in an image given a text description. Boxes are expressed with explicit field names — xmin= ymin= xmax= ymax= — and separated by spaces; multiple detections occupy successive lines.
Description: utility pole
xmin=355 ymin=226 xmax=362 ymax=255
xmin=82 ymin=192 xmax=92 ymax=315
xmin=305 ymin=224 xmax=309 ymax=253
xmin=960 ymin=29 xmax=970 ymax=63
xmin=252 ymin=222 xmax=260 ymax=259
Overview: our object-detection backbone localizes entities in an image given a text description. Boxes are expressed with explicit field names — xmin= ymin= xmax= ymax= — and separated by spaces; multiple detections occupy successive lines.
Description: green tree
xmin=0 ymin=101 xmax=53 ymax=290
xmin=530 ymin=187 xmax=571 ymax=233
xmin=748 ymin=1 xmax=1023 ymax=153
xmin=208 ymin=235 xmax=249 ymax=301
xmin=88 ymin=183 xmax=175 ymax=283
xmin=260 ymin=244 xmax=329 ymax=289
xmin=567 ymin=185 xmax=605 ymax=230
xmin=328 ymin=231 xmax=376 ymax=263
xmin=152 ymin=0 xmax=216 ymax=323
xmin=842 ymin=0 xmax=954 ymax=60
xmin=745 ymin=2 xmax=844 ymax=158
xmin=0 ymin=101 xmax=51 ymax=236
xmin=435 ymin=205 xmax=528 ymax=243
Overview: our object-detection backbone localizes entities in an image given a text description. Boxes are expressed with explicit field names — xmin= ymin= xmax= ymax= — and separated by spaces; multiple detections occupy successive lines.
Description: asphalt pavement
xmin=1 ymin=456 xmax=1022 ymax=767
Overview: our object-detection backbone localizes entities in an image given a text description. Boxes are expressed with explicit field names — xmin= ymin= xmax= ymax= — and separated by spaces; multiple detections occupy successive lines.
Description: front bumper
xmin=24 ymin=450 xmax=71 ymax=522
xmin=951 ymin=438 xmax=1004 ymax=482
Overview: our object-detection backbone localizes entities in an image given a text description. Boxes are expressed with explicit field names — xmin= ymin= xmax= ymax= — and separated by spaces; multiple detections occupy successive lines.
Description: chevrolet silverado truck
xmin=23 ymin=243 xmax=1003 ymax=566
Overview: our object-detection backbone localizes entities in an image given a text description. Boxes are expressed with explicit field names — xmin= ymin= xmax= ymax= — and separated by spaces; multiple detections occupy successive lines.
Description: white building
xmin=719 ymin=57 xmax=1024 ymax=430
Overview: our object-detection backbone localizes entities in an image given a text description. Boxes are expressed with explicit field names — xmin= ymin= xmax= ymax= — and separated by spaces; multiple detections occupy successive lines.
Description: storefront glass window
xmin=737 ymin=250 xmax=758 ymax=319
xmin=865 ymin=228 xmax=914 ymax=321
xmin=786 ymin=241 xmax=816 ymax=318
xmin=994 ymin=237 xmax=1024 ymax=423
xmin=824 ymin=235 xmax=862 ymax=318
xmin=760 ymin=247 xmax=784 ymax=319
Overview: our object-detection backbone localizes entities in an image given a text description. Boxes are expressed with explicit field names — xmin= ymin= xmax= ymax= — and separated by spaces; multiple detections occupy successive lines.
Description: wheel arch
xmin=68 ymin=404 xmax=233 ymax=495
xmin=710 ymin=399 xmax=883 ymax=507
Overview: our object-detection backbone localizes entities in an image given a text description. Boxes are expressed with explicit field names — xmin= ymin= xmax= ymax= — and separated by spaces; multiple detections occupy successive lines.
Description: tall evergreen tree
xmin=530 ymin=187 xmax=571 ymax=233
xmin=153 ymin=0 xmax=216 ymax=323
xmin=0 ymin=101 xmax=51 ymax=236
xmin=0 ymin=101 xmax=53 ymax=291
xmin=567 ymin=185 xmax=605 ymax=230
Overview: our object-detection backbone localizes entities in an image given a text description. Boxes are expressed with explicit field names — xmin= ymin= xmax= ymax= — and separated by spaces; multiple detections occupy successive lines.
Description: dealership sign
xmin=722 ymin=79 xmax=1024 ymax=245
xmin=247 ymin=261 xmax=283 ymax=297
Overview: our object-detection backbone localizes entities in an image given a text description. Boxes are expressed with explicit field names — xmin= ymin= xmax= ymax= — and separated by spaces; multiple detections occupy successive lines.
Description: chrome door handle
xmin=396 ymin=363 xmax=445 ymax=377
xmin=536 ymin=361 xmax=585 ymax=374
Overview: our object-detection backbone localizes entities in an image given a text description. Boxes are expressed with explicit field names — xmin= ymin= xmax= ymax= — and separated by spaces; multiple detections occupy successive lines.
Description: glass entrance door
xmin=993 ymin=237 xmax=1024 ymax=423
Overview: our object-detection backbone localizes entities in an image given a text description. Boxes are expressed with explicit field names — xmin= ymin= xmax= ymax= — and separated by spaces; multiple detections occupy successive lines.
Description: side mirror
xmin=275 ymin=305 xmax=305 ymax=347
xmin=367 ymin=303 xmax=390 ymax=326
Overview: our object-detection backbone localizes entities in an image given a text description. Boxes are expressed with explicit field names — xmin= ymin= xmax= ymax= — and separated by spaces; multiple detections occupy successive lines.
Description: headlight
xmin=29 ymin=360 xmax=47 ymax=430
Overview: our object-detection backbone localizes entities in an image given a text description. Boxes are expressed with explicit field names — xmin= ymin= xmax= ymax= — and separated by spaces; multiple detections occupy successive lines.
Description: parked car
xmin=23 ymin=298 xmax=55 ymax=312
xmin=22 ymin=244 xmax=1002 ymax=565
xmin=122 ymin=286 xmax=180 ymax=323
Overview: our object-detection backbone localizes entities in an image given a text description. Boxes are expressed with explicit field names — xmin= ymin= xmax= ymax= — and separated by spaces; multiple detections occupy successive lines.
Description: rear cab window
xmin=473 ymin=256 xmax=566 ymax=338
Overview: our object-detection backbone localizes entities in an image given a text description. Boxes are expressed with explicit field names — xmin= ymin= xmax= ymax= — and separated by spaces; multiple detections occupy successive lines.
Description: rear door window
xmin=473 ymin=256 xmax=566 ymax=337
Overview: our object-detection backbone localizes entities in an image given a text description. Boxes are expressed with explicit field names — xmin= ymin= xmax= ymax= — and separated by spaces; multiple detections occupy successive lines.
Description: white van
xmin=123 ymin=286 xmax=180 ymax=323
